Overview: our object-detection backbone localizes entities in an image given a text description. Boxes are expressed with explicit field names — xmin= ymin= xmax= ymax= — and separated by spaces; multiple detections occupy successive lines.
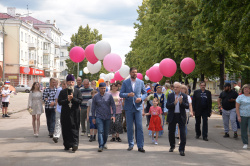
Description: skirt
xmin=109 ymin=113 xmax=123 ymax=134
xmin=148 ymin=115 xmax=163 ymax=131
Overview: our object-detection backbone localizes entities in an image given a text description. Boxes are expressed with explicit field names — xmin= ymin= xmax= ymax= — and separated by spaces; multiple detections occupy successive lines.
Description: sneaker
xmin=243 ymin=144 xmax=248 ymax=149
xmin=116 ymin=137 xmax=122 ymax=142
xmin=223 ymin=132 xmax=230 ymax=138
xmin=104 ymin=144 xmax=108 ymax=149
xmin=110 ymin=137 xmax=116 ymax=142
xmin=89 ymin=136 xmax=93 ymax=142
xmin=233 ymin=133 xmax=238 ymax=138
xmin=5 ymin=114 xmax=10 ymax=117
xmin=152 ymin=139 xmax=155 ymax=143
xmin=87 ymin=133 xmax=91 ymax=137
xmin=81 ymin=132 xmax=85 ymax=136
xmin=154 ymin=141 xmax=158 ymax=145
xmin=98 ymin=147 xmax=103 ymax=152
xmin=93 ymin=135 xmax=96 ymax=141
xmin=2 ymin=114 xmax=5 ymax=118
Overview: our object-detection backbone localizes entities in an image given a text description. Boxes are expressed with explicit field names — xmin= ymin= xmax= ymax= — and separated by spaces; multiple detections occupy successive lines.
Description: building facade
xmin=59 ymin=42 xmax=69 ymax=80
xmin=0 ymin=7 xmax=63 ymax=86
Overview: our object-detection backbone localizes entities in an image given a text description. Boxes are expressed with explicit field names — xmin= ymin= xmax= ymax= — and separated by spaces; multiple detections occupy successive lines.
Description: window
xmin=25 ymin=52 xmax=28 ymax=60
xmin=60 ymin=52 xmax=64 ymax=57
xmin=21 ymin=32 xmax=23 ymax=41
xmin=60 ymin=61 xmax=64 ymax=66
xmin=25 ymin=33 xmax=27 ymax=43
xmin=21 ymin=50 xmax=23 ymax=59
xmin=29 ymin=53 xmax=31 ymax=59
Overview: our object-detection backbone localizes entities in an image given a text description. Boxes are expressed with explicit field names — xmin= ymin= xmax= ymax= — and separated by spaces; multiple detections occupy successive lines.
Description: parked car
xmin=15 ymin=85 xmax=31 ymax=93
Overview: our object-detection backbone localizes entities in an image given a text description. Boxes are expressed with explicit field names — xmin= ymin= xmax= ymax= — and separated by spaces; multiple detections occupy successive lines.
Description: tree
xmin=66 ymin=25 xmax=105 ymax=81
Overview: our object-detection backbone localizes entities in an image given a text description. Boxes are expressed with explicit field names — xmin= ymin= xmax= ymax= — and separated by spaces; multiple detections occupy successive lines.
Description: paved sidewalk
xmin=7 ymin=92 xmax=29 ymax=114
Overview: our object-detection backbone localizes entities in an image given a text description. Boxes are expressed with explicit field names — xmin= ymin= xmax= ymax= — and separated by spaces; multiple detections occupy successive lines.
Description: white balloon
xmin=87 ymin=61 xmax=102 ymax=74
xmin=94 ymin=40 xmax=111 ymax=60
xmin=104 ymin=75 xmax=110 ymax=81
xmin=145 ymin=75 xmax=149 ymax=80
xmin=108 ymin=73 xmax=114 ymax=80
xmin=83 ymin=67 xmax=89 ymax=74
xmin=153 ymin=63 xmax=160 ymax=67
xmin=100 ymin=73 xmax=106 ymax=79
xmin=119 ymin=65 xmax=130 ymax=78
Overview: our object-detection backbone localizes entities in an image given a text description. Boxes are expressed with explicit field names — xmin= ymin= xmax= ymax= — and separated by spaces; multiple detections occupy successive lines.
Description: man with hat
xmin=91 ymin=82 xmax=116 ymax=152
xmin=58 ymin=74 xmax=82 ymax=152
xmin=218 ymin=83 xmax=239 ymax=138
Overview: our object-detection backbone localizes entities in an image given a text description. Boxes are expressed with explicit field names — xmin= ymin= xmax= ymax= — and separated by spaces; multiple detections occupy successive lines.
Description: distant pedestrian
xmin=236 ymin=84 xmax=250 ymax=149
xmin=2 ymin=84 xmax=11 ymax=118
xmin=28 ymin=82 xmax=44 ymax=137
xmin=53 ymin=80 xmax=67 ymax=143
xmin=42 ymin=78 xmax=57 ymax=138
xmin=218 ymin=83 xmax=238 ymax=138
xmin=87 ymin=90 xmax=98 ymax=142
xmin=192 ymin=81 xmax=212 ymax=141
xmin=75 ymin=77 xmax=83 ymax=89
xmin=91 ymin=83 xmax=116 ymax=152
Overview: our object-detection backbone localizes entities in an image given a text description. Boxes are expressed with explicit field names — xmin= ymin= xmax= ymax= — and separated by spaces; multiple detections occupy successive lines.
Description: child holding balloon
xmin=145 ymin=98 xmax=163 ymax=145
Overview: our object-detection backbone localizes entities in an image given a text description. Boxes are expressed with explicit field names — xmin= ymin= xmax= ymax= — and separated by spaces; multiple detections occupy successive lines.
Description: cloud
xmin=0 ymin=0 xmax=142 ymax=63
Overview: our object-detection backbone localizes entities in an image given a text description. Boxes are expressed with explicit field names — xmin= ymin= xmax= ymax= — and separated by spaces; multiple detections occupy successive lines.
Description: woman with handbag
xmin=28 ymin=82 xmax=44 ymax=137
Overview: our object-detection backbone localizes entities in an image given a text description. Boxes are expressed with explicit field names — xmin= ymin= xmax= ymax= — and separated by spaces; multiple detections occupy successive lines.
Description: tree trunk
xmin=219 ymin=51 xmax=225 ymax=90
xmin=201 ymin=73 xmax=205 ymax=81
xmin=193 ymin=78 xmax=197 ymax=90
xmin=185 ymin=77 xmax=189 ymax=85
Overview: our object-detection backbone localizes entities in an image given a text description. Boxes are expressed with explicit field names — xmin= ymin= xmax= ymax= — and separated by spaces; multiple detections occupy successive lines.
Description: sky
xmin=0 ymin=0 xmax=142 ymax=62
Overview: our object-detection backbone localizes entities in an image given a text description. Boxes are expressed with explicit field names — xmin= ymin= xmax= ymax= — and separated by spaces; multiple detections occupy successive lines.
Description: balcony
xmin=28 ymin=43 xmax=37 ymax=50
xmin=54 ymin=42 xmax=60 ymax=48
xmin=43 ymin=60 xmax=50 ymax=69
xmin=54 ymin=54 xmax=60 ymax=59
xmin=43 ymin=49 xmax=50 ymax=55
xmin=29 ymin=60 xmax=36 ymax=67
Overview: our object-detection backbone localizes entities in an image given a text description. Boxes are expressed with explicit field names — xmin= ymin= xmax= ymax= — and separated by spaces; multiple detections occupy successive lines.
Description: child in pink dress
xmin=145 ymin=98 xmax=163 ymax=145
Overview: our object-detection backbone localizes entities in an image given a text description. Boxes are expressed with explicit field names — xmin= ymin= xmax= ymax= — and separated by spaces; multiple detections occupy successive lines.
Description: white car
xmin=15 ymin=85 xmax=31 ymax=93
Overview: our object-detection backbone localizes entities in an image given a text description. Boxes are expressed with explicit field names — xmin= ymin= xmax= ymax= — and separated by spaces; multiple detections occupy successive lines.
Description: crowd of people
xmin=2 ymin=67 xmax=247 ymax=156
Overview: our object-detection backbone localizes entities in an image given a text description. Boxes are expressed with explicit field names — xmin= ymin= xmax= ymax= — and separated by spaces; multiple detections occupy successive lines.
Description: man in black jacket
xmin=192 ymin=81 xmax=212 ymax=141
xmin=166 ymin=82 xmax=189 ymax=156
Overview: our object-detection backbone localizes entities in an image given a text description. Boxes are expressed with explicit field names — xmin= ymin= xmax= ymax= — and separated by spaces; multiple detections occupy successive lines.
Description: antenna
xmin=25 ymin=5 xmax=32 ymax=16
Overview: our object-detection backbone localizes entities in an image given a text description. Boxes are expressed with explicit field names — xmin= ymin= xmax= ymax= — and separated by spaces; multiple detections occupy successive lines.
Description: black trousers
xmin=168 ymin=113 xmax=186 ymax=151
xmin=195 ymin=112 xmax=208 ymax=138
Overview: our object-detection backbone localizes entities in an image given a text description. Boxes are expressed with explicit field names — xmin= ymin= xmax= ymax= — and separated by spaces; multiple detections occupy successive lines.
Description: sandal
xmin=116 ymin=137 xmax=122 ymax=142
xmin=110 ymin=137 xmax=116 ymax=142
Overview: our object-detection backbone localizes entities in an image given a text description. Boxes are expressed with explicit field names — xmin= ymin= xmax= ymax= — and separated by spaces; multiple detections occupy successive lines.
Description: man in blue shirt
xmin=92 ymin=83 xmax=116 ymax=152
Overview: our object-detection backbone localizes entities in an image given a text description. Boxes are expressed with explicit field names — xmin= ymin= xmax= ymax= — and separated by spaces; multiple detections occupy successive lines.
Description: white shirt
xmin=131 ymin=79 xmax=136 ymax=91
xmin=185 ymin=95 xmax=192 ymax=112
xmin=2 ymin=89 xmax=11 ymax=102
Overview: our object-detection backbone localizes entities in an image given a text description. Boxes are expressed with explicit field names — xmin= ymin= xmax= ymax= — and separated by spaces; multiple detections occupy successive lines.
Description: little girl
xmin=145 ymin=97 xmax=163 ymax=145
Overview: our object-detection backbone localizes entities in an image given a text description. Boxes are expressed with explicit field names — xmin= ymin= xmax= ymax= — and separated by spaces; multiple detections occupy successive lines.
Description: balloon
xmin=159 ymin=58 xmax=177 ymax=77
xmin=108 ymin=73 xmax=114 ymax=80
xmin=137 ymin=73 xmax=143 ymax=80
xmin=180 ymin=57 xmax=195 ymax=74
xmin=96 ymin=81 xmax=99 ymax=88
xmin=103 ymin=53 xmax=122 ymax=72
xmin=69 ymin=46 xmax=85 ymax=63
xmin=145 ymin=75 xmax=149 ymax=81
xmin=98 ymin=78 xmax=104 ymax=84
xmin=146 ymin=70 xmax=149 ymax=77
xmin=104 ymin=75 xmax=109 ymax=82
xmin=100 ymin=73 xmax=106 ymax=79
xmin=148 ymin=66 xmax=163 ymax=82
xmin=119 ymin=65 xmax=130 ymax=78
xmin=23 ymin=67 xmax=30 ymax=74
xmin=85 ymin=44 xmax=98 ymax=64
xmin=87 ymin=61 xmax=102 ymax=74
xmin=153 ymin=63 xmax=160 ymax=67
xmin=114 ymin=71 xmax=124 ymax=81
xmin=83 ymin=67 xmax=89 ymax=74
xmin=94 ymin=40 xmax=111 ymax=60
xmin=110 ymin=78 xmax=115 ymax=84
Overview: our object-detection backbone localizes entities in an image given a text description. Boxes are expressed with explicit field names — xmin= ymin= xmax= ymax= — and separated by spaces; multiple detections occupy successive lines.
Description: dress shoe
xmin=195 ymin=135 xmax=200 ymax=139
xmin=64 ymin=147 xmax=70 ymax=151
xmin=138 ymin=148 xmax=145 ymax=153
xmin=203 ymin=137 xmax=208 ymax=141
xmin=169 ymin=148 xmax=175 ymax=152
xmin=72 ymin=146 xmax=78 ymax=152
xmin=127 ymin=147 xmax=133 ymax=151
xmin=53 ymin=137 xmax=58 ymax=143
xmin=180 ymin=151 xmax=185 ymax=156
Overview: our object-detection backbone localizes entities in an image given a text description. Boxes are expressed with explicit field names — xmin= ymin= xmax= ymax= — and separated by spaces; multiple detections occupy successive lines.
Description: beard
xmin=131 ymin=75 xmax=137 ymax=79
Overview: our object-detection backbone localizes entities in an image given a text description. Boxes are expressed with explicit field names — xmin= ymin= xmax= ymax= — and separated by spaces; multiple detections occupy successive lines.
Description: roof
xmin=0 ymin=13 xmax=13 ymax=19
xmin=21 ymin=16 xmax=46 ymax=24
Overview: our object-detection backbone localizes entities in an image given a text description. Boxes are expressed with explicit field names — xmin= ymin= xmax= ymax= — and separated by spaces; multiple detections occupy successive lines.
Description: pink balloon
xmin=146 ymin=70 xmax=149 ymax=77
xmin=110 ymin=78 xmax=116 ymax=84
xmin=69 ymin=46 xmax=85 ymax=63
xmin=103 ymin=53 xmax=122 ymax=72
xmin=159 ymin=58 xmax=177 ymax=77
xmin=114 ymin=71 xmax=124 ymax=81
xmin=137 ymin=73 xmax=143 ymax=80
xmin=85 ymin=44 xmax=99 ymax=64
xmin=180 ymin=57 xmax=195 ymax=74
xmin=148 ymin=66 xmax=163 ymax=82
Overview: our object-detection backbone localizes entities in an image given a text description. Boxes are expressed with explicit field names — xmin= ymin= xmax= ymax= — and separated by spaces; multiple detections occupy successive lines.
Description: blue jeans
xmin=126 ymin=107 xmax=144 ymax=148
xmin=96 ymin=118 xmax=110 ymax=148
xmin=45 ymin=108 xmax=55 ymax=134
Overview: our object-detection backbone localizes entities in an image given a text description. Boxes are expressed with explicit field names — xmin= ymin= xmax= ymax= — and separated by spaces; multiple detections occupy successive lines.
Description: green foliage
xmin=66 ymin=25 xmax=106 ymax=81
xmin=126 ymin=0 xmax=250 ymax=86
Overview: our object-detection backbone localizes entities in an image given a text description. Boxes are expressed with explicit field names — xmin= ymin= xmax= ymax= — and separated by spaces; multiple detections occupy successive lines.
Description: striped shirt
xmin=79 ymin=87 xmax=93 ymax=109
xmin=42 ymin=87 xmax=57 ymax=109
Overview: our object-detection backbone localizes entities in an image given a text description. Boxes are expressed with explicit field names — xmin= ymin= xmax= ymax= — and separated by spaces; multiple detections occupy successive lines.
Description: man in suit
xmin=120 ymin=67 xmax=147 ymax=153
xmin=166 ymin=82 xmax=189 ymax=156
xmin=192 ymin=81 xmax=212 ymax=141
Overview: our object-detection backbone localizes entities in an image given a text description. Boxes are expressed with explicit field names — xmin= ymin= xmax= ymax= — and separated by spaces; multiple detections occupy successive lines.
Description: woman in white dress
xmin=28 ymin=82 xmax=44 ymax=137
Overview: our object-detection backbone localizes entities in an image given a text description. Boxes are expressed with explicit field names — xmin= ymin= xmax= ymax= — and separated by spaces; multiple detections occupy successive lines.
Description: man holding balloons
xmin=120 ymin=67 xmax=147 ymax=153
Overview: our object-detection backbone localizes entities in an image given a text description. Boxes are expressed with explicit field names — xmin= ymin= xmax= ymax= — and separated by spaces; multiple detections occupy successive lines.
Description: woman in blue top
xmin=236 ymin=84 xmax=250 ymax=149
